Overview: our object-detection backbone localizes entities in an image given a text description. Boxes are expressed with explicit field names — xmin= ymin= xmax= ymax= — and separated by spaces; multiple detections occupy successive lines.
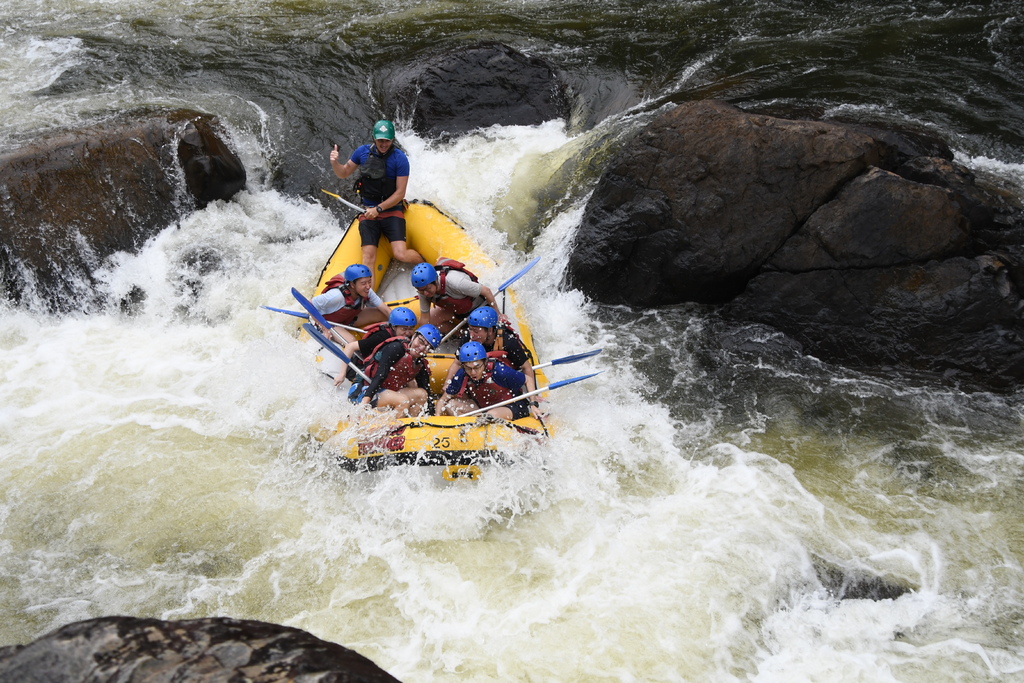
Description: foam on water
xmin=4 ymin=1 xmax=1024 ymax=679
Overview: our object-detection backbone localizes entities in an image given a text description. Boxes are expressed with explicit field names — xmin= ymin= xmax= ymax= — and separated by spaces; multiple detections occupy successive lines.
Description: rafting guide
xmin=329 ymin=119 xmax=424 ymax=271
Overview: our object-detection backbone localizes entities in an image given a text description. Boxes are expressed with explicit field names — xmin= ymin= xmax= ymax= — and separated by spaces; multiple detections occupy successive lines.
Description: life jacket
xmin=428 ymin=258 xmax=480 ymax=316
xmin=452 ymin=359 xmax=520 ymax=408
xmin=354 ymin=145 xmax=397 ymax=205
xmin=363 ymin=337 xmax=426 ymax=392
xmin=359 ymin=322 xmax=392 ymax=338
xmin=320 ymin=275 xmax=365 ymax=325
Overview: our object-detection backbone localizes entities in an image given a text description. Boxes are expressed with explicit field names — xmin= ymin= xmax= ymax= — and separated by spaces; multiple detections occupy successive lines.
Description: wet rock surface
xmin=567 ymin=99 xmax=1024 ymax=389
xmin=386 ymin=42 xmax=569 ymax=140
xmin=0 ymin=110 xmax=245 ymax=311
xmin=0 ymin=616 xmax=402 ymax=683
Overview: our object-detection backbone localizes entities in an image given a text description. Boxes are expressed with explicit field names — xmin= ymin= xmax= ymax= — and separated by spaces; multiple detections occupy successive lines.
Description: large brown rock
xmin=566 ymin=100 xmax=892 ymax=306
xmin=0 ymin=110 xmax=245 ymax=310
xmin=0 ymin=616 xmax=401 ymax=683
xmin=565 ymin=99 xmax=1024 ymax=389
xmin=767 ymin=166 xmax=969 ymax=271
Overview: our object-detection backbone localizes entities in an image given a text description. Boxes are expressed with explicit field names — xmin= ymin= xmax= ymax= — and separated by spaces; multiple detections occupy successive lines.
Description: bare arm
xmin=329 ymin=144 xmax=358 ymax=179
xmin=479 ymin=285 xmax=498 ymax=309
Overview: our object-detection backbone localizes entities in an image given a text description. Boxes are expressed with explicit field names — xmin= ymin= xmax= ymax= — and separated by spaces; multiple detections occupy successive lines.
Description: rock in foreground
xmin=0 ymin=616 xmax=401 ymax=683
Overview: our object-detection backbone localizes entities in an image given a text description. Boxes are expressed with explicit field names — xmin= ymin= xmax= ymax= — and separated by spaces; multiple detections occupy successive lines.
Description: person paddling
xmin=444 ymin=305 xmax=539 ymax=399
xmin=411 ymin=258 xmax=498 ymax=333
xmin=311 ymin=263 xmax=390 ymax=343
xmin=329 ymin=120 xmax=424 ymax=272
xmin=332 ymin=307 xmax=418 ymax=387
xmin=355 ymin=324 xmax=442 ymax=417
xmin=434 ymin=341 xmax=532 ymax=420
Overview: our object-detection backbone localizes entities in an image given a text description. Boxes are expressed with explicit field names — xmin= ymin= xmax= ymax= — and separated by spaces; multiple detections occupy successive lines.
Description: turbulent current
xmin=2 ymin=1 xmax=1024 ymax=681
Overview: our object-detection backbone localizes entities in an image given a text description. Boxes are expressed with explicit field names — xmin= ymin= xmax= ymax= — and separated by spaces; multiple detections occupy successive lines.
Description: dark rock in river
xmin=0 ymin=110 xmax=246 ymax=311
xmin=725 ymin=256 xmax=1024 ymax=389
xmin=0 ymin=616 xmax=402 ymax=683
xmin=567 ymin=100 xmax=892 ymax=306
xmin=767 ymin=166 xmax=969 ymax=271
xmin=566 ymin=99 xmax=1024 ymax=389
xmin=386 ymin=42 xmax=569 ymax=139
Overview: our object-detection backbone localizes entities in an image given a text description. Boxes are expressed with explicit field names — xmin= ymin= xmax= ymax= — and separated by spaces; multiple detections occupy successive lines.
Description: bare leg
xmin=376 ymin=387 xmax=428 ymax=416
xmin=361 ymin=244 xmax=377 ymax=272
xmin=354 ymin=308 xmax=387 ymax=327
xmin=437 ymin=396 xmax=478 ymax=416
xmin=390 ymin=240 xmax=424 ymax=264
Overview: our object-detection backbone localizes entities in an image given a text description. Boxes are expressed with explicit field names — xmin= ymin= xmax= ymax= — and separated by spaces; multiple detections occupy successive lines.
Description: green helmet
xmin=372 ymin=120 xmax=395 ymax=140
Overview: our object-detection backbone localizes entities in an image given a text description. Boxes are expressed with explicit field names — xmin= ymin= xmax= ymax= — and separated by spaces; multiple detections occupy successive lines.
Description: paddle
xmin=461 ymin=371 xmax=604 ymax=418
xmin=260 ymin=305 xmax=363 ymax=333
xmin=532 ymin=348 xmax=602 ymax=371
xmin=440 ymin=255 xmax=542 ymax=344
xmin=301 ymin=323 xmax=371 ymax=383
xmin=321 ymin=188 xmax=367 ymax=213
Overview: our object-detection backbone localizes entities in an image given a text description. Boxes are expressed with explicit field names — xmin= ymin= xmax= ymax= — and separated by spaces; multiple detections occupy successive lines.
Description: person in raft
xmin=332 ymin=307 xmax=418 ymax=387
xmin=310 ymin=263 xmax=390 ymax=344
xmin=434 ymin=341 xmax=533 ymax=421
xmin=443 ymin=306 xmax=540 ymax=411
xmin=355 ymin=324 xmax=442 ymax=416
xmin=328 ymin=119 xmax=424 ymax=272
xmin=411 ymin=258 xmax=498 ymax=333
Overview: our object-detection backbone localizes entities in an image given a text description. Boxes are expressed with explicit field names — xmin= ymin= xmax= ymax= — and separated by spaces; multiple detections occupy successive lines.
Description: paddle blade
xmin=302 ymin=323 xmax=352 ymax=364
xmin=496 ymin=256 xmax=541 ymax=293
xmin=549 ymin=348 xmax=602 ymax=366
xmin=260 ymin=305 xmax=307 ymax=318
xmin=547 ymin=371 xmax=604 ymax=391
xmin=291 ymin=287 xmax=334 ymax=330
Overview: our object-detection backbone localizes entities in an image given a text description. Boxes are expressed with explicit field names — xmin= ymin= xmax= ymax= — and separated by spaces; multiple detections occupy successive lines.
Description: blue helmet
xmin=411 ymin=263 xmax=437 ymax=288
xmin=467 ymin=306 xmax=498 ymax=329
xmin=389 ymin=307 xmax=417 ymax=327
xmin=458 ymin=341 xmax=487 ymax=363
xmin=344 ymin=263 xmax=372 ymax=282
xmin=416 ymin=324 xmax=442 ymax=349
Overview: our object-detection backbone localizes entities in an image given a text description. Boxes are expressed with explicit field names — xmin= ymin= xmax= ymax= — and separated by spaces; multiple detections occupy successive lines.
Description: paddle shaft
xmin=302 ymin=323 xmax=371 ymax=382
xmin=532 ymin=348 xmax=602 ymax=371
xmin=460 ymin=371 xmax=602 ymax=418
xmin=321 ymin=189 xmax=366 ymax=213
xmin=261 ymin=306 xmax=362 ymax=333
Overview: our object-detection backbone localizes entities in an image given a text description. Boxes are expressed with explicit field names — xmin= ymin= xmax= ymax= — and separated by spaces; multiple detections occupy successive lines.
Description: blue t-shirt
xmin=350 ymin=144 xmax=410 ymax=207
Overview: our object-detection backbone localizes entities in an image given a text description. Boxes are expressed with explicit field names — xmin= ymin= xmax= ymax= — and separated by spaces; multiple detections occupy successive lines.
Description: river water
xmin=3 ymin=1 xmax=1024 ymax=681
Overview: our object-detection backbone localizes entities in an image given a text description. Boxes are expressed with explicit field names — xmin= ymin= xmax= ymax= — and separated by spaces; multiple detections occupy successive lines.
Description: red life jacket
xmin=363 ymin=337 xmax=426 ymax=392
xmin=453 ymin=359 xmax=518 ymax=408
xmin=428 ymin=258 xmax=480 ymax=316
xmin=359 ymin=322 xmax=391 ymax=338
xmin=320 ymin=275 xmax=365 ymax=325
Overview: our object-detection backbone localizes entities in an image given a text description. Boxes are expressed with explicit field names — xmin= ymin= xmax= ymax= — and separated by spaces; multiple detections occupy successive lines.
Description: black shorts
xmin=359 ymin=215 xmax=407 ymax=247
xmin=508 ymin=399 xmax=530 ymax=420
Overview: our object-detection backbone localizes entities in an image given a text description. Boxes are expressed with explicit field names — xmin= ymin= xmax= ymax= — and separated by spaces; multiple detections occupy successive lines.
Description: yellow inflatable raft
xmin=306 ymin=199 xmax=549 ymax=480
